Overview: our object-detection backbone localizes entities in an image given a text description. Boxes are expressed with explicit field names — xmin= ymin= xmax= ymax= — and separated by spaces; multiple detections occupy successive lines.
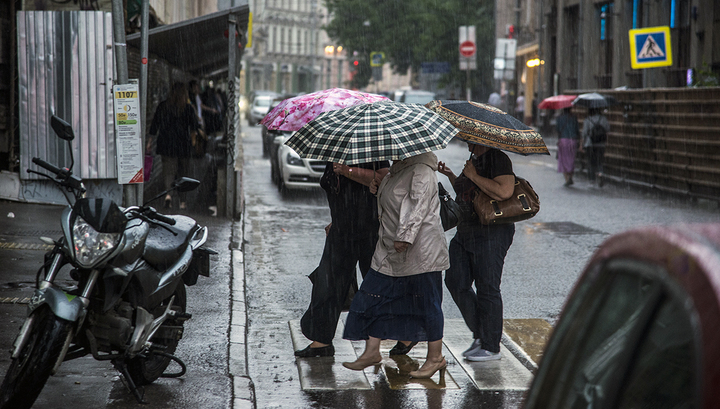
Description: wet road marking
xmin=0 ymin=297 xmax=30 ymax=304
xmin=0 ymin=242 xmax=53 ymax=251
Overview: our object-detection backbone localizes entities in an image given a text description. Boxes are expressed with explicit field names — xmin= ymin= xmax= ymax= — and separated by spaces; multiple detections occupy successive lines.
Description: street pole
xmin=310 ymin=0 xmax=317 ymax=91
xmin=226 ymin=15 xmax=238 ymax=218
xmin=138 ymin=0 xmax=149 ymax=205
xmin=111 ymin=0 xmax=136 ymax=206
xmin=466 ymin=66 xmax=471 ymax=100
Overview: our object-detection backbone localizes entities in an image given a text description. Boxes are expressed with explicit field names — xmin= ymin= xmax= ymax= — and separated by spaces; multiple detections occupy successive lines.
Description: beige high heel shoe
xmin=342 ymin=356 xmax=382 ymax=373
xmin=409 ymin=357 xmax=447 ymax=379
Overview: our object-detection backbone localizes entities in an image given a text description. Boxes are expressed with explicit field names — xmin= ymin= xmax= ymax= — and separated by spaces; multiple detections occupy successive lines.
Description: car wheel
xmin=270 ymin=161 xmax=278 ymax=184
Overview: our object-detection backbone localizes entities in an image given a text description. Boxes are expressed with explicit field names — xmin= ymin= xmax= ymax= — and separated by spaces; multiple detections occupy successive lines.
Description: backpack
xmin=589 ymin=120 xmax=607 ymax=144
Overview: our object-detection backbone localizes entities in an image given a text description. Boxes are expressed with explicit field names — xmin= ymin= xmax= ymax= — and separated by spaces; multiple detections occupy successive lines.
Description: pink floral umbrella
xmin=260 ymin=88 xmax=391 ymax=131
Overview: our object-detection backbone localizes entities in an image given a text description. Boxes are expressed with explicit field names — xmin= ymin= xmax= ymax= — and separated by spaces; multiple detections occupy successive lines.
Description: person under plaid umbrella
xmin=285 ymin=101 xmax=458 ymax=165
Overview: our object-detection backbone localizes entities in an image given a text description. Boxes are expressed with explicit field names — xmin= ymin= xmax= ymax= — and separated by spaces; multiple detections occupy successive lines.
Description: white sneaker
xmin=466 ymin=348 xmax=502 ymax=362
xmin=462 ymin=339 xmax=482 ymax=357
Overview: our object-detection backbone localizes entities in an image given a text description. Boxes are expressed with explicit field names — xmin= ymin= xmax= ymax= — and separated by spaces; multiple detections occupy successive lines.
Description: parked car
xmin=270 ymin=133 xmax=324 ymax=194
xmin=522 ymin=223 xmax=720 ymax=409
xmin=260 ymin=94 xmax=299 ymax=157
xmin=400 ymin=90 xmax=436 ymax=105
xmin=247 ymin=95 xmax=276 ymax=126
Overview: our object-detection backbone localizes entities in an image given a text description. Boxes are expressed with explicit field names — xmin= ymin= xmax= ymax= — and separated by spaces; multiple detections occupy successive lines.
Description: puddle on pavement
xmin=525 ymin=221 xmax=607 ymax=237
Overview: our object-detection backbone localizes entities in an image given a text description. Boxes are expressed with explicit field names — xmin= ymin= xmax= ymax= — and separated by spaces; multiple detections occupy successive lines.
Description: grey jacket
xmin=371 ymin=152 xmax=450 ymax=277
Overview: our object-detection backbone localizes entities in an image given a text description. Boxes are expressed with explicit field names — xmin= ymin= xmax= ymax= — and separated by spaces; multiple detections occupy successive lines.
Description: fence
xmin=574 ymin=87 xmax=720 ymax=202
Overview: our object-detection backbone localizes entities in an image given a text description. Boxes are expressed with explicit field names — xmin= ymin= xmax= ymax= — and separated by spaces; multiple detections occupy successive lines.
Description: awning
xmin=516 ymin=43 xmax=539 ymax=58
xmin=127 ymin=5 xmax=250 ymax=78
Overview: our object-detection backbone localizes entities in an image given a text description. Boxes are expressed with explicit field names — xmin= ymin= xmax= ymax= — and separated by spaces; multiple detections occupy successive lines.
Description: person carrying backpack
xmin=579 ymin=108 xmax=610 ymax=186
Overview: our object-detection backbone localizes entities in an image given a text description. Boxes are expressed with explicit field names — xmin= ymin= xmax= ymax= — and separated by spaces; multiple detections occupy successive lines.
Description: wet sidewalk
xmin=228 ymin=221 xmax=554 ymax=408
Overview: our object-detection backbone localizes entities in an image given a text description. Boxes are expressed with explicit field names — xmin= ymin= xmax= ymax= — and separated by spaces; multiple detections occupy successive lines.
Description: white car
xmin=247 ymin=95 xmax=275 ymax=126
xmin=271 ymin=134 xmax=325 ymax=194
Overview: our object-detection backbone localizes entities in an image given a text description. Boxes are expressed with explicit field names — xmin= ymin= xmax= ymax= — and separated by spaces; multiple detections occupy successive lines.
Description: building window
xmin=281 ymin=27 xmax=285 ymax=54
xmin=272 ymin=26 xmax=277 ymax=53
xmin=600 ymin=3 xmax=613 ymax=41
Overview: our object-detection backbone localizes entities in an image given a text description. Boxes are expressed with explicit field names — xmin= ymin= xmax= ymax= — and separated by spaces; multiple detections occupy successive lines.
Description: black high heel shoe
xmin=389 ymin=341 xmax=418 ymax=355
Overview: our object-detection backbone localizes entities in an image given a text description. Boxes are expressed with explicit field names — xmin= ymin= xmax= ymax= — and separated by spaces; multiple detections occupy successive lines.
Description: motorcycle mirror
xmin=172 ymin=177 xmax=201 ymax=192
xmin=51 ymin=115 xmax=75 ymax=141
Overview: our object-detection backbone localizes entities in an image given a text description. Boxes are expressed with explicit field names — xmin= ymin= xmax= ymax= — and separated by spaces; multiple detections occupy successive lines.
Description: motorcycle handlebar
xmin=149 ymin=211 xmax=176 ymax=226
xmin=32 ymin=157 xmax=62 ymax=175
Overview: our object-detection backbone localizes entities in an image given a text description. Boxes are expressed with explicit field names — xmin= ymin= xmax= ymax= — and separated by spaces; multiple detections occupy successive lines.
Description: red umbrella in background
xmin=538 ymin=94 xmax=576 ymax=110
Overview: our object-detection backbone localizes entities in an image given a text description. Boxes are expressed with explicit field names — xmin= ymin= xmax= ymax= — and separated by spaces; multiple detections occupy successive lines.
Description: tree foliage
xmin=324 ymin=0 xmax=495 ymax=93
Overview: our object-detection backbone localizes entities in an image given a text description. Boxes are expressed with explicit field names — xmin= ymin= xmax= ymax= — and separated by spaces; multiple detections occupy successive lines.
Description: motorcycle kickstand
xmin=112 ymin=359 xmax=147 ymax=404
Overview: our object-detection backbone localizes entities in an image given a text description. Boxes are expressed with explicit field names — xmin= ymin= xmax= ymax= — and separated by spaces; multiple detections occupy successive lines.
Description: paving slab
xmin=444 ymin=319 xmax=534 ymax=391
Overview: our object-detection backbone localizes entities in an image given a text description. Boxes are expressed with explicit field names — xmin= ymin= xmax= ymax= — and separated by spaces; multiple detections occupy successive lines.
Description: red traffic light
xmin=353 ymin=60 xmax=359 ymax=66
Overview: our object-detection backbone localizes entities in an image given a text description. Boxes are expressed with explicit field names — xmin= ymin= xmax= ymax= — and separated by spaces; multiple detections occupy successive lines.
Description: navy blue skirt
xmin=343 ymin=269 xmax=444 ymax=342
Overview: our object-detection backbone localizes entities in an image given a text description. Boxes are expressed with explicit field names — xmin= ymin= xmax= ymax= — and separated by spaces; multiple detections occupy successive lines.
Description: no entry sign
xmin=460 ymin=40 xmax=476 ymax=57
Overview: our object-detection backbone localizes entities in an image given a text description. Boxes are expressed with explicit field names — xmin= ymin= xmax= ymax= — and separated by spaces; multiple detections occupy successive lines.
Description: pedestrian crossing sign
xmin=629 ymin=26 xmax=673 ymax=69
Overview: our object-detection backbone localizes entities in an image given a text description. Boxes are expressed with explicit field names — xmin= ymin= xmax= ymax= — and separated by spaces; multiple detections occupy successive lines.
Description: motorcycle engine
xmin=87 ymin=301 xmax=134 ymax=352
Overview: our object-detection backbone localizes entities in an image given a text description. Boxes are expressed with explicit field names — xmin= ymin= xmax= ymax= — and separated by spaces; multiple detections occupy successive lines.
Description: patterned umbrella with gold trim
xmin=425 ymin=100 xmax=549 ymax=156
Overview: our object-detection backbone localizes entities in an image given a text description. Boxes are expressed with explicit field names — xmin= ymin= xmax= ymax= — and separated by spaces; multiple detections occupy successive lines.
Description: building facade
xmin=494 ymin=0 xmax=719 ymax=122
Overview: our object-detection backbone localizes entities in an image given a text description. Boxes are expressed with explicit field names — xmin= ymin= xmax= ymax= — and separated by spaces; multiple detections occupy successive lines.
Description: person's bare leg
xmin=409 ymin=339 xmax=446 ymax=378
xmin=343 ymin=336 xmax=382 ymax=370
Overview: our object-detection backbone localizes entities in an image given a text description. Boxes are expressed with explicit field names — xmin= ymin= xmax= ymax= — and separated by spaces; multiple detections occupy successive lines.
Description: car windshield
xmin=255 ymin=97 xmax=273 ymax=107
xmin=528 ymin=260 xmax=698 ymax=409
xmin=403 ymin=93 xmax=435 ymax=105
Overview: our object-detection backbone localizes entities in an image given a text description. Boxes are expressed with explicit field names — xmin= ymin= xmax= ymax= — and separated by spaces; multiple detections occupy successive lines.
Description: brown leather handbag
xmin=472 ymin=177 xmax=540 ymax=224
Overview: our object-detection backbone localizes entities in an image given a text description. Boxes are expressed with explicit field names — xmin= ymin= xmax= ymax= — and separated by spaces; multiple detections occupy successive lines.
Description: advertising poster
xmin=113 ymin=83 xmax=144 ymax=184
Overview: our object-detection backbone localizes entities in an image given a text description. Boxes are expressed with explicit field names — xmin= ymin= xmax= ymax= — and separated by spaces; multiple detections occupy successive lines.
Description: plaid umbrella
xmin=425 ymin=100 xmax=549 ymax=155
xmin=538 ymin=94 xmax=576 ymax=110
xmin=572 ymin=92 xmax=619 ymax=109
xmin=285 ymin=101 xmax=458 ymax=165
xmin=260 ymin=88 xmax=390 ymax=131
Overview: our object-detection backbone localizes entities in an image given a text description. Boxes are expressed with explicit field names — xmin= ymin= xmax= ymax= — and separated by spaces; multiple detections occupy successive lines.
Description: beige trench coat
xmin=371 ymin=152 xmax=450 ymax=277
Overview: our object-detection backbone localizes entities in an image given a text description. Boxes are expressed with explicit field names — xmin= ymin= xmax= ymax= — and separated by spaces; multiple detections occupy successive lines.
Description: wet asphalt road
xmin=240 ymin=123 xmax=719 ymax=409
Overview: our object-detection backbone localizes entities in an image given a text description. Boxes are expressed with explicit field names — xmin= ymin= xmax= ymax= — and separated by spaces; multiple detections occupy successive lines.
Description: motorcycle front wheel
xmin=0 ymin=307 xmax=73 ymax=409
xmin=126 ymin=283 xmax=187 ymax=385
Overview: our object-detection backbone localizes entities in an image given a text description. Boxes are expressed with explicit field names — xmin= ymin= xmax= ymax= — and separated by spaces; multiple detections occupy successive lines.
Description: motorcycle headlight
xmin=72 ymin=217 xmax=120 ymax=267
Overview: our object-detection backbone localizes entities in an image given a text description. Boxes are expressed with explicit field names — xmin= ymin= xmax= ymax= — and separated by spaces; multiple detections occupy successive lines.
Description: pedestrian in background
xmin=294 ymin=161 xmax=390 ymax=358
xmin=342 ymin=152 xmax=450 ymax=379
xmin=555 ymin=107 xmax=580 ymax=186
xmin=147 ymin=82 xmax=199 ymax=210
xmin=515 ymin=92 xmax=525 ymax=123
xmin=488 ymin=92 xmax=502 ymax=108
xmin=438 ymin=142 xmax=516 ymax=362
xmin=579 ymin=108 xmax=610 ymax=186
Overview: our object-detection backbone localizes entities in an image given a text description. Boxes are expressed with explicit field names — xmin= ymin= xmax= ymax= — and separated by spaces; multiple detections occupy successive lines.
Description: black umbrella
xmin=572 ymin=93 xmax=618 ymax=109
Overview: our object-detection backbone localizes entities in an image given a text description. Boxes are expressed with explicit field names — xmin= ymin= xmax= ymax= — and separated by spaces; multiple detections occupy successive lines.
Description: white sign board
xmin=494 ymin=39 xmax=517 ymax=80
xmin=113 ymin=83 xmax=144 ymax=184
xmin=459 ymin=26 xmax=477 ymax=70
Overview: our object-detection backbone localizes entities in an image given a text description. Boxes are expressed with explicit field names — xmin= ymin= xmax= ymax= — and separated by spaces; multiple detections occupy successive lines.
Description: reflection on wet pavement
xmin=289 ymin=318 xmax=530 ymax=392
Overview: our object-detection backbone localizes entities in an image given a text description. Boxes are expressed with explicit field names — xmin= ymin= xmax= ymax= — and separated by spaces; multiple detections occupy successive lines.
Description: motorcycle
xmin=0 ymin=115 xmax=216 ymax=408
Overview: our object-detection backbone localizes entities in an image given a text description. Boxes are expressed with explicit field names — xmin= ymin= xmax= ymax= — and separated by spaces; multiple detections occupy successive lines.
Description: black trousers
xmin=300 ymin=229 xmax=377 ymax=345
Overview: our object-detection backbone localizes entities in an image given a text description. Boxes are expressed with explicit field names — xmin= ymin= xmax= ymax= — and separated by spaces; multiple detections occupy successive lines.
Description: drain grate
xmin=0 ymin=297 xmax=30 ymax=304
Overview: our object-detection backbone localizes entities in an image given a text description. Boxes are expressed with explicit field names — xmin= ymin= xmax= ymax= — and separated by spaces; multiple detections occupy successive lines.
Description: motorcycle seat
xmin=143 ymin=215 xmax=198 ymax=270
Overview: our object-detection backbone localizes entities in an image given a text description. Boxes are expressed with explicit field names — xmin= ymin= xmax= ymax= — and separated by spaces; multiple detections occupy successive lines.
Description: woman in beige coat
xmin=342 ymin=152 xmax=450 ymax=379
